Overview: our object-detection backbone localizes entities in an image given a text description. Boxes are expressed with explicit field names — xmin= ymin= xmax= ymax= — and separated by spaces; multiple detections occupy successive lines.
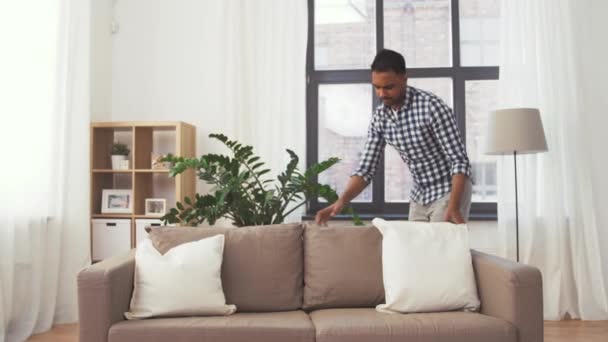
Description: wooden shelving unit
xmin=90 ymin=121 xmax=196 ymax=260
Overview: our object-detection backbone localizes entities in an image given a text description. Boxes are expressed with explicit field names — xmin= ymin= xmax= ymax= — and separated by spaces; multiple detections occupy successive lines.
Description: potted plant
xmin=160 ymin=133 xmax=362 ymax=227
xmin=111 ymin=143 xmax=130 ymax=170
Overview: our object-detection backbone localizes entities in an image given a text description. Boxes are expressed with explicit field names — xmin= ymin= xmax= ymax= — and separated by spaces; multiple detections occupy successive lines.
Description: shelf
xmin=134 ymin=173 xmax=176 ymax=215
xmin=91 ymin=214 xmax=169 ymax=220
xmin=91 ymin=126 xmax=133 ymax=169
xmin=134 ymin=169 xmax=170 ymax=173
xmin=91 ymin=214 xmax=168 ymax=219
xmin=92 ymin=214 xmax=133 ymax=218
xmin=91 ymin=173 xmax=133 ymax=216
xmin=134 ymin=126 xmax=177 ymax=169
xmin=92 ymin=169 xmax=133 ymax=173
xmin=90 ymin=121 xmax=196 ymax=257
xmin=91 ymin=169 xmax=170 ymax=173
xmin=133 ymin=215 xmax=167 ymax=219
xmin=92 ymin=121 xmax=187 ymax=128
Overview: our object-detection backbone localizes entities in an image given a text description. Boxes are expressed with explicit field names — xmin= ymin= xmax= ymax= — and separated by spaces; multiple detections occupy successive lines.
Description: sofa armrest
xmin=78 ymin=250 xmax=135 ymax=342
xmin=471 ymin=250 xmax=543 ymax=342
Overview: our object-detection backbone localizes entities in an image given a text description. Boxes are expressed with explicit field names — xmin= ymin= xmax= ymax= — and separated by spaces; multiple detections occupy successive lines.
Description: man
xmin=315 ymin=49 xmax=473 ymax=225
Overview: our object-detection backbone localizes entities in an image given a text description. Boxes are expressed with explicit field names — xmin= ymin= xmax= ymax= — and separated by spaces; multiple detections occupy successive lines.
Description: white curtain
xmin=497 ymin=0 xmax=608 ymax=320
xmin=219 ymin=0 xmax=308 ymax=223
xmin=0 ymin=0 xmax=91 ymax=341
xmin=223 ymin=0 xmax=307 ymax=170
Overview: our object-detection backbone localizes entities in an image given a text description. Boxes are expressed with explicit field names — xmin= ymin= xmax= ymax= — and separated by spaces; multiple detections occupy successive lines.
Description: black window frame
xmin=305 ymin=0 xmax=498 ymax=221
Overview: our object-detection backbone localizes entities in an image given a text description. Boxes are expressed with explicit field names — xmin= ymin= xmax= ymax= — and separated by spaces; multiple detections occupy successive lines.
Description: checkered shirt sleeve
xmin=430 ymin=99 xmax=472 ymax=178
xmin=351 ymin=113 xmax=386 ymax=183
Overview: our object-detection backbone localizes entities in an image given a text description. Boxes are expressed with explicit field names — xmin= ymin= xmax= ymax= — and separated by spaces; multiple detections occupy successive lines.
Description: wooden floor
xmin=26 ymin=320 xmax=608 ymax=342
xmin=26 ymin=324 xmax=77 ymax=342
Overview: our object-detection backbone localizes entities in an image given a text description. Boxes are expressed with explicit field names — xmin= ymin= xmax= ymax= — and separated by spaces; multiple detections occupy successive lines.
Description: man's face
xmin=372 ymin=70 xmax=407 ymax=107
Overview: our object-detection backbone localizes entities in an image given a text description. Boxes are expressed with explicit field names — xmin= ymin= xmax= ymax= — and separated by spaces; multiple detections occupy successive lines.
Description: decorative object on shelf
xmin=151 ymin=152 xmax=172 ymax=169
xmin=145 ymin=198 xmax=167 ymax=216
xmin=120 ymin=159 xmax=130 ymax=170
xmin=484 ymin=108 xmax=548 ymax=262
xmin=101 ymin=189 xmax=133 ymax=214
xmin=161 ymin=133 xmax=362 ymax=227
xmin=111 ymin=142 xmax=130 ymax=170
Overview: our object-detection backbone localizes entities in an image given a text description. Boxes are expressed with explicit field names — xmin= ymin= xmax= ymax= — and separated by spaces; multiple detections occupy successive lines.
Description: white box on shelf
xmin=92 ymin=219 xmax=131 ymax=261
xmin=135 ymin=219 xmax=174 ymax=246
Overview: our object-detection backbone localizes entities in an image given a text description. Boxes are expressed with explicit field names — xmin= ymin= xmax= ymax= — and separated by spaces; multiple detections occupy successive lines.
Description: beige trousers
xmin=408 ymin=180 xmax=473 ymax=222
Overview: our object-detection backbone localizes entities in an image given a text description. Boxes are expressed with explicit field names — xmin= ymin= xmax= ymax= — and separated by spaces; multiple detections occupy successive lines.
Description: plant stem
xmin=235 ymin=155 xmax=266 ymax=194
xmin=279 ymin=192 xmax=297 ymax=215
xmin=282 ymin=200 xmax=307 ymax=218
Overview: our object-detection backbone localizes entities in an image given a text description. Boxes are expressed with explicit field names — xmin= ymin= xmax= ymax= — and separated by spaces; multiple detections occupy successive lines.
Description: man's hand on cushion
xmin=444 ymin=207 xmax=465 ymax=224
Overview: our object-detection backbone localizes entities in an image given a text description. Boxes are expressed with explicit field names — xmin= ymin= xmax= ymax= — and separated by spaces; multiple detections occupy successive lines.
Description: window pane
xmin=408 ymin=77 xmax=453 ymax=106
xmin=384 ymin=0 xmax=452 ymax=67
xmin=459 ymin=0 xmax=501 ymax=66
xmin=315 ymin=0 xmax=377 ymax=70
xmin=318 ymin=84 xmax=373 ymax=202
xmin=385 ymin=78 xmax=453 ymax=202
xmin=466 ymin=80 xmax=498 ymax=202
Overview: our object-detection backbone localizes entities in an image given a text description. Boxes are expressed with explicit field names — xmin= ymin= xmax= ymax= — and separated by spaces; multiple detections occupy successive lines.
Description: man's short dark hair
xmin=371 ymin=49 xmax=406 ymax=74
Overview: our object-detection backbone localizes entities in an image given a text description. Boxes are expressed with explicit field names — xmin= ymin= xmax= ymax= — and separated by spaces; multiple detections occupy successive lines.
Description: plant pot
xmin=111 ymin=155 xmax=127 ymax=170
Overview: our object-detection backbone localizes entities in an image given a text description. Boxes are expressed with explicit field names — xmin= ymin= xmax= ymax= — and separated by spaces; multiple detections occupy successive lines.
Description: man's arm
xmin=315 ymin=176 xmax=368 ymax=225
xmin=429 ymin=99 xmax=472 ymax=223
xmin=315 ymin=114 xmax=385 ymax=225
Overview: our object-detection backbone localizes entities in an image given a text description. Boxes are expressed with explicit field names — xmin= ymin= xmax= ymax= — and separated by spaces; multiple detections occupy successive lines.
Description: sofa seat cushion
xmin=109 ymin=311 xmax=315 ymax=342
xmin=309 ymin=308 xmax=516 ymax=342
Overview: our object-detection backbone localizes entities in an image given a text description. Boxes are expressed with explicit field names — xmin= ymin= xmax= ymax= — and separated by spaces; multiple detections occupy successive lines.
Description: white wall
xmin=109 ymin=0 xmax=232 ymax=172
xmin=90 ymin=0 xmax=112 ymax=121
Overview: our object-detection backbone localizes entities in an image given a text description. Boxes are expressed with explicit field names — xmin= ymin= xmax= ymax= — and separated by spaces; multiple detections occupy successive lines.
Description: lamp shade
xmin=484 ymin=108 xmax=548 ymax=155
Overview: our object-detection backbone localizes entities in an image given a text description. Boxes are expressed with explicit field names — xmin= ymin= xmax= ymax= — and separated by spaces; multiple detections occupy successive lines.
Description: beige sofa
xmin=78 ymin=223 xmax=543 ymax=342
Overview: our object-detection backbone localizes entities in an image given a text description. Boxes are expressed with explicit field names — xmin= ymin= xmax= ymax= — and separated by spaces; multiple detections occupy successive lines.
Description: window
xmin=307 ymin=0 xmax=500 ymax=219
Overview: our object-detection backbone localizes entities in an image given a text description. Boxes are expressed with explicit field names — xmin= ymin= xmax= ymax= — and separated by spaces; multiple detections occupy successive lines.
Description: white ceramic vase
xmin=111 ymin=155 xmax=127 ymax=170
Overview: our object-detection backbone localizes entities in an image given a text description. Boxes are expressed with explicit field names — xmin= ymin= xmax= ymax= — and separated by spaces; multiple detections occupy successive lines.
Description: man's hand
xmin=315 ymin=200 xmax=345 ymax=226
xmin=445 ymin=174 xmax=467 ymax=224
xmin=444 ymin=206 xmax=465 ymax=224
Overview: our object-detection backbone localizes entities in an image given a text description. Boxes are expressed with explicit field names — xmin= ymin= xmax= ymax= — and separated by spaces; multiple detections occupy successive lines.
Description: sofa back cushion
xmin=149 ymin=223 xmax=304 ymax=312
xmin=303 ymin=224 xmax=385 ymax=310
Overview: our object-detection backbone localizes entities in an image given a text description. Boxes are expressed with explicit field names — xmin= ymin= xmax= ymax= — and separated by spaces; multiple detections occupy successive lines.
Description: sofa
xmin=78 ymin=223 xmax=543 ymax=342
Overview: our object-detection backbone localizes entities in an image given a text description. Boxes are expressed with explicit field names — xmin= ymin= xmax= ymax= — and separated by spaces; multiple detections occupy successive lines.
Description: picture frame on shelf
xmin=151 ymin=152 xmax=173 ymax=169
xmin=145 ymin=198 xmax=166 ymax=216
xmin=101 ymin=189 xmax=133 ymax=214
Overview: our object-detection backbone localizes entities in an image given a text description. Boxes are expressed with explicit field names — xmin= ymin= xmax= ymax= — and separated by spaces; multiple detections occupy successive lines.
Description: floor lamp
xmin=484 ymin=108 xmax=548 ymax=262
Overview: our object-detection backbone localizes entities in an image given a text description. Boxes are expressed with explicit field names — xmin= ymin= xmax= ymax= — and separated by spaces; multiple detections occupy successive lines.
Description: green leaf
xmin=305 ymin=157 xmax=340 ymax=178
xmin=251 ymin=162 xmax=265 ymax=170
xmin=257 ymin=169 xmax=270 ymax=177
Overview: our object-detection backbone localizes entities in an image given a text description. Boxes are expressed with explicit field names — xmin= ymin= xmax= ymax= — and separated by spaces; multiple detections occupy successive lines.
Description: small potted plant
xmin=111 ymin=143 xmax=130 ymax=170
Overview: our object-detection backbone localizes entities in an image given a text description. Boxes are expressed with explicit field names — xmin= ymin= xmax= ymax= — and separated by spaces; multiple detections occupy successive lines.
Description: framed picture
xmin=151 ymin=152 xmax=173 ymax=169
xmin=145 ymin=198 xmax=167 ymax=216
xmin=101 ymin=189 xmax=133 ymax=214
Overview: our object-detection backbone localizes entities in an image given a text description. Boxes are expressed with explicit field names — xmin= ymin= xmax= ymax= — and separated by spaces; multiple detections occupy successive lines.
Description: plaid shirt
xmin=352 ymin=86 xmax=472 ymax=205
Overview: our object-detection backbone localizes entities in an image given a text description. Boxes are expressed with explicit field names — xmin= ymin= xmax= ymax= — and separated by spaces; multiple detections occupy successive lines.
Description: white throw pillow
xmin=372 ymin=218 xmax=480 ymax=314
xmin=125 ymin=235 xmax=236 ymax=319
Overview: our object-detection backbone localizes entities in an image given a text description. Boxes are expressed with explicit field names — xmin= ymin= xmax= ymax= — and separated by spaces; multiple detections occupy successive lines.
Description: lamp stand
xmin=514 ymin=151 xmax=520 ymax=262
